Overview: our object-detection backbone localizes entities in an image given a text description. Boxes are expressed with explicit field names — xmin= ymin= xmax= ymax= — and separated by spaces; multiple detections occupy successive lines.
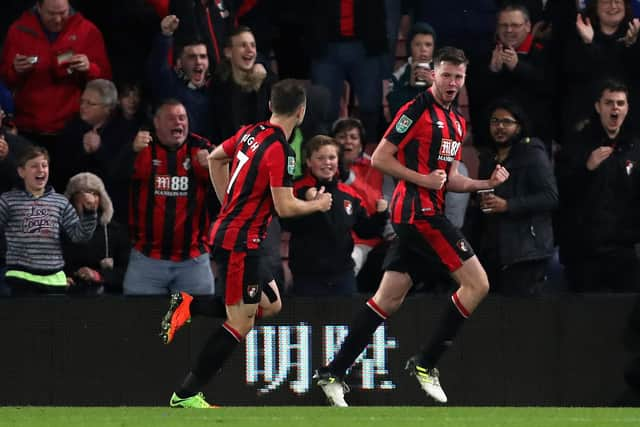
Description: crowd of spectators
xmin=1 ymin=0 xmax=640 ymax=297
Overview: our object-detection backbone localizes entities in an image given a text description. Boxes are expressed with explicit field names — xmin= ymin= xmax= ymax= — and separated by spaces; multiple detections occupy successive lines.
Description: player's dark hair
xmin=433 ymin=46 xmax=469 ymax=68
xmin=270 ymin=79 xmax=306 ymax=116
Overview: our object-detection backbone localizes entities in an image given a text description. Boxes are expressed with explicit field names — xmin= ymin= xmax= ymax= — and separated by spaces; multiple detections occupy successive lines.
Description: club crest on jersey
xmin=436 ymin=121 xmax=444 ymax=129
xmin=437 ymin=138 xmax=461 ymax=162
xmin=344 ymin=200 xmax=353 ymax=215
xmin=395 ymin=114 xmax=413 ymax=133
xmin=455 ymin=120 xmax=463 ymax=137
xmin=247 ymin=284 xmax=259 ymax=299
xmin=287 ymin=156 xmax=296 ymax=175
xmin=457 ymin=239 xmax=469 ymax=252
xmin=182 ymin=157 xmax=191 ymax=171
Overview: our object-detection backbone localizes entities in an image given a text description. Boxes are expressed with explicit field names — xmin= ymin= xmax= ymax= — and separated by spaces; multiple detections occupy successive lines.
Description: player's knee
xmin=372 ymin=292 xmax=404 ymax=316
xmin=475 ymin=276 xmax=490 ymax=297
xmin=386 ymin=294 xmax=405 ymax=314
xmin=231 ymin=318 xmax=256 ymax=338
xmin=262 ymin=298 xmax=282 ymax=318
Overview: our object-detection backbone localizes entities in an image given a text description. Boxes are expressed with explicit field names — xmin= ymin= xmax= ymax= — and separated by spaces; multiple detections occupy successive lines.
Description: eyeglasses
xmin=497 ymin=22 xmax=526 ymax=31
xmin=490 ymin=117 xmax=518 ymax=126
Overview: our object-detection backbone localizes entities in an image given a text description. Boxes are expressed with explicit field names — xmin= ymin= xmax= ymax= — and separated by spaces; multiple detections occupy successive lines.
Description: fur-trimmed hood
xmin=64 ymin=172 xmax=114 ymax=225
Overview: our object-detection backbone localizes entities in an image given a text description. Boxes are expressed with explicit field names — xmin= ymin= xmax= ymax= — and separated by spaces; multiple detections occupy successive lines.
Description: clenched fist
xmin=133 ymin=130 xmax=152 ymax=152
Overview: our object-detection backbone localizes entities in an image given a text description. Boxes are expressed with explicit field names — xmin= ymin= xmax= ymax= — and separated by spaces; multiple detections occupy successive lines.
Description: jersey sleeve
xmin=383 ymin=94 xmax=427 ymax=147
xmin=221 ymin=135 xmax=238 ymax=158
xmin=221 ymin=125 xmax=251 ymax=157
xmin=264 ymin=141 xmax=294 ymax=188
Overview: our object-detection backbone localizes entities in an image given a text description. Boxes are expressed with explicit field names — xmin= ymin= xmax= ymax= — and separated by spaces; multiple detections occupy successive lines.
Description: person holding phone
xmin=0 ymin=0 xmax=111 ymax=190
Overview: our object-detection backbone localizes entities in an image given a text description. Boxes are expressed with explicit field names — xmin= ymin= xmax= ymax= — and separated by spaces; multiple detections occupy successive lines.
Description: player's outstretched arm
xmin=271 ymin=186 xmax=332 ymax=218
xmin=447 ymin=160 xmax=510 ymax=193
xmin=208 ymin=145 xmax=232 ymax=204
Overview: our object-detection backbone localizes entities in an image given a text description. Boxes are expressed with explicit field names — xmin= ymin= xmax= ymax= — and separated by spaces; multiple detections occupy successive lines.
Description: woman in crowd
xmin=63 ymin=172 xmax=130 ymax=295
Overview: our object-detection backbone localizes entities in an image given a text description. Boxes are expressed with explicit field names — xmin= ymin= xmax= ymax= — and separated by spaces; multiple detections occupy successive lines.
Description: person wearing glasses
xmin=56 ymin=79 xmax=138 ymax=201
xmin=471 ymin=2 xmax=554 ymax=152
xmin=470 ymin=98 xmax=558 ymax=296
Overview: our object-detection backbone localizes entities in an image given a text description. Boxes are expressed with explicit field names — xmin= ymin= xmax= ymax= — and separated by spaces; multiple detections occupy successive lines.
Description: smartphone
xmin=57 ymin=51 xmax=74 ymax=65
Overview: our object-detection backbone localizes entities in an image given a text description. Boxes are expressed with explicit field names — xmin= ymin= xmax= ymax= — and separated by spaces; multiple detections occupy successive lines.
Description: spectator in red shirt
xmin=0 ymin=0 xmax=111 ymax=190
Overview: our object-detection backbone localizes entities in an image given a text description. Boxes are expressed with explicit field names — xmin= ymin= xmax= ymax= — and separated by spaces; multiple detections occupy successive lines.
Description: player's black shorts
xmin=211 ymin=246 xmax=274 ymax=305
xmin=383 ymin=217 xmax=475 ymax=283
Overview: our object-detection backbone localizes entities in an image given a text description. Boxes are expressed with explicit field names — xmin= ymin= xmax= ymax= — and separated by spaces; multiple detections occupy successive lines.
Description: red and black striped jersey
xmin=208 ymin=121 xmax=295 ymax=251
xmin=129 ymin=133 xmax=212 ymax=261
xmin=384 ymin=89 xmax=467 ymax=223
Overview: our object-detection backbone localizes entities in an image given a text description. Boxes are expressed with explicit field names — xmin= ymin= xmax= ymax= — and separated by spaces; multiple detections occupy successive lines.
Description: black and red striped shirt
xmin=384 ymin=89 xmax=467 ymax=223
xmin=208 ymin=121 xmax=295 ymax=251
xmin=129 ymin=134 xmax=212 ymax=261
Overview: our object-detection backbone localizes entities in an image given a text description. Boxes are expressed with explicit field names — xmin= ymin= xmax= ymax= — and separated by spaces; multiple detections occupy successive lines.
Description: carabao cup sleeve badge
xmin=395 ymin=115 xmax=413 ymax=133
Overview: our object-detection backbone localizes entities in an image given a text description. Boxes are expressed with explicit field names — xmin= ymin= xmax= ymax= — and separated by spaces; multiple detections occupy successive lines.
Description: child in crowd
xmin=0 ymin=145 xmax=97 ymax=295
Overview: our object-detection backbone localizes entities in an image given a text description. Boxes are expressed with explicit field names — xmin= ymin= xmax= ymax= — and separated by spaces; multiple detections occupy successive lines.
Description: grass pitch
xmin=1 ymin=407 xmax=639 ymax=427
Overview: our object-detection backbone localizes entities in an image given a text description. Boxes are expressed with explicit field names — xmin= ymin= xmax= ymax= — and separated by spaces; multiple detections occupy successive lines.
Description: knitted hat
xmin=64 ymin=172 xmax=114 ymax=225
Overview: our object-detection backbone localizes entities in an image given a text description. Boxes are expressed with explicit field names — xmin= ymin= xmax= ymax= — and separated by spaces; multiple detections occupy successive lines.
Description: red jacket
xmin=0 ymin=9 xmax=111 ymax=134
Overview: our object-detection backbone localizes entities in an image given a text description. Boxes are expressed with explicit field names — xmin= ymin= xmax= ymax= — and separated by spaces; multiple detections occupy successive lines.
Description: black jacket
xmin=561 ymin=21 xmax=640 ymax=137
xmin=556 ymin=120 xmax=640 ymax=262
xmin=58 ymin=113 xmax=139 ymax=188
xmin=208 ymin=69 xmax=275 ymax=144
xmin=471 ymin=35 xmax=555 ymax=146
xmin=63 ymin=219 xmax=130 ymax=293
xmin=473 ymin=137 xmax=557 ymax=266
xmin=281 ymin=174 xmax=387 ymax=276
